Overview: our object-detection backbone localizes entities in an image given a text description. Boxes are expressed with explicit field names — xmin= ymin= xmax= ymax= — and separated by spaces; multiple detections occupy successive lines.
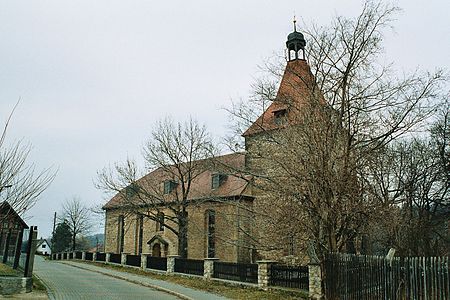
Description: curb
xmin=58 ymin=261 xmax=193 ymax=300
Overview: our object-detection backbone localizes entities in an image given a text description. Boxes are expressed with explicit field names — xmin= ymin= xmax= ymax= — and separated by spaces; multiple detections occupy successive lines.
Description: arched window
xmin=205 ymin=210 xmax=215 ymax=258
xmin=156 ymin=212 xmax=164 ymax=232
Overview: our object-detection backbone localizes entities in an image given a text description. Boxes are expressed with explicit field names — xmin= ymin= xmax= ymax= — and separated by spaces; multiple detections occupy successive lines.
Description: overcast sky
xmin=1 ymin=0 xmax=449 ymax=238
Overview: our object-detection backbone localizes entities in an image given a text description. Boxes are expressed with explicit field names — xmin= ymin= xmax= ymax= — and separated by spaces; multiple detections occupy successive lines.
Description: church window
xmin=156 ymin=212 xmax=164 ymax=231
xmin=125 ymin=183 xmax=139 ymax=198
xmin=163 ymin=180 xmax=177 ymax=194
xmin=206 ymin=210 xmax=216 ymax=258
xmin=273 ymin=109 xmax=287 ymax=125
xmin=137 ymin=215 xmax=144 ymax=254
xmin=118 ymin=215 xmax=125 ymax=253
xmin=211 ymin=174 xmax=227 ymax=189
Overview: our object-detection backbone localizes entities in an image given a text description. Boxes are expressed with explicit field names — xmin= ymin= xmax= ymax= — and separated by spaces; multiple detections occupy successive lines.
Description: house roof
xmin=37 ymin=238 xmax=51 ymax=247
xmin=243 ymin=59 xmax=325 ymax=137
xmin=0 ymin=201 xmax=29 ymax=229
xmin=103 ymin=152 xmax=252 ymax=209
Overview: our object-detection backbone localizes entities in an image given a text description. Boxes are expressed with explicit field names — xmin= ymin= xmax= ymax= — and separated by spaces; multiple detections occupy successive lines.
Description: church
xmin=103 ymin=24 xmax=321 ymax=264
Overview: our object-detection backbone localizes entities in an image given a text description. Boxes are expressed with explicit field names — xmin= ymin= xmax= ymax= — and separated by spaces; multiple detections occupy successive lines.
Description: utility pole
xmin=52 ymin=212 xmax=57 ymax=235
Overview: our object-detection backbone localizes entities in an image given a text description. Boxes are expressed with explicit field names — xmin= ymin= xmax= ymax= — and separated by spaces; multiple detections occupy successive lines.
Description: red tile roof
xmin=103 ymin=152 xmax=252 ymax=209
xmin=243 ymin=59 xmax=324 ymax=137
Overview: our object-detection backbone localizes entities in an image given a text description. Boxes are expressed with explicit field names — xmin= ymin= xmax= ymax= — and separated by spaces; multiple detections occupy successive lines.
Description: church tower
xmin=243 ymin=22 xmax=324 ymax=262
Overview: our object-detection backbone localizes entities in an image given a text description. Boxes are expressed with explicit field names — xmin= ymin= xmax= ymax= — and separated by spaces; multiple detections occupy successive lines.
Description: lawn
xmin=0 ymin=262 xmax=21 ymax=277
xmin=81 ymin=261 xmax=308 ymax=300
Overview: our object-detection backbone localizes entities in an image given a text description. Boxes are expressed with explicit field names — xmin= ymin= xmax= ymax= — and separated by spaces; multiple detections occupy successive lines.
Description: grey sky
xmin=1 ymin=0 xmax=449 ymax=238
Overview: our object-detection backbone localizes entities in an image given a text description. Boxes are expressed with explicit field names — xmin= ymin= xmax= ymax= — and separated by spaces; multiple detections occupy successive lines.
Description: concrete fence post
xmin=166 ymin=255 xmax=179 ymax=274
xmin=81 ymin=252 xmax=86 ymax=261
xmin=121 ymin=253 xmax=128 ymax=265
xmin=93 ymin=252 xmax=97 ymax=262
xmin=308 ymin=263 xmax=323 ymax=300
xmin=73 ymin=251 xmax=76 ymax=260
xmin=106 ymin=253 xmax=111 ymax=263
xmin=204 ymin=258 xmax=219 ymax=280
xmin=257 ymin=260 xmax=277 ymax=291
xmin=141 ymin=253 xmax=149 ymax=270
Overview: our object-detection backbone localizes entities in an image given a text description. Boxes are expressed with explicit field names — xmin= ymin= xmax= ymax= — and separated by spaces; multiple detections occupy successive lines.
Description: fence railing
xmin=270 ymin=264 xmax=308 ymax=289
xmin=96 ymin=252 xmax=106 ymax=262
xmin=85 ymin=252 xmax=93 ymax=261
xmin=75 ymin=251 xmax=82 ymax=259
xmin=109 ymin=253 xmax=121 ymax=264
xmin=213 ymin=261 xmax=258 ymax=283
xmin=174 ymin=258 xmax=204 ymax=276
xmin=324 ymin=253 xmax=450 ymax=300
xmin=126 ymin=254 xmax=141 ymax=267
xmin=0 ymin=226 xmax=37 ymax=277
xmin=147 ymin=256 xmax=167 ymax=271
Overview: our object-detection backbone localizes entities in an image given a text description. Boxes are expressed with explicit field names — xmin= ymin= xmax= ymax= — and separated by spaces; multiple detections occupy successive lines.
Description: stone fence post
xmin=257 ymin=260 xmax=276 ymax=291
xmin=141 ymin=253 xmax=149 ymax=270
xmin=105 ymin=253 xmax=111 ymax=263
xmin=121 ymin=253 xmax=128 ymax=265
xmin=81 ymin=251 xmax=86 ymax=261
xmin=308 ymin=263 xmax=323 ymax=300
xmin=93 ymin=252 xmax=97 ymax=262
xmin=204 ymin=258 xmax=219 ymax=280
xmin=166 ymin=255 xmax=179 ymax=274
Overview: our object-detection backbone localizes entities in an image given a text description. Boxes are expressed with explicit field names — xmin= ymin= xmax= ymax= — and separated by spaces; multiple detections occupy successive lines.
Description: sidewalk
xmin=59 ymin=260 xmax=229 ymax=300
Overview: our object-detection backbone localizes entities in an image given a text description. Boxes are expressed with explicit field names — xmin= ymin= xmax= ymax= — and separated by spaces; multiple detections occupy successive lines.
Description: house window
xmin=163 ymin=180 xmax=177 ymax=194
xmin=211 ymin=174 xmax=227 ymax=189
xmin=118 ymin=215 xmax=125 ymax=253
xmin=273 ymin=109 xmax=287 ymax=125
xmin=156 ymin=212 xmax=164 ymax=232
xmin=42 ymin=244 xmax=46 ymax=248
xmin=206 ymin=210 xmax=215 ymax=258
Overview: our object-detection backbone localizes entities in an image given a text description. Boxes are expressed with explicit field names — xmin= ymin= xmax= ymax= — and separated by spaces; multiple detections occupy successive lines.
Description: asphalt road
xmin=33 ymin=256 xmax=180 ymax=300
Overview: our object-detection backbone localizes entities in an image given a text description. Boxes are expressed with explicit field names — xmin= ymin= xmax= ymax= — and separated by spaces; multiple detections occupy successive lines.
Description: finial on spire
xmin=293 ymin=14 xmax=297 ymax=32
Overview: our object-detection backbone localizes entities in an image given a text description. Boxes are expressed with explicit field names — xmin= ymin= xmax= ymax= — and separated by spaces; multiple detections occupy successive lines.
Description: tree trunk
xmin=177 ymin=210 xmax=188 ymax=258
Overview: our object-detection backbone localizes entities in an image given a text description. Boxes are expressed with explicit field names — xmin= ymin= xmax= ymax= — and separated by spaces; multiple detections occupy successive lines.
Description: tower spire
xmin=286 ymin=17 xmax=306 ymax=61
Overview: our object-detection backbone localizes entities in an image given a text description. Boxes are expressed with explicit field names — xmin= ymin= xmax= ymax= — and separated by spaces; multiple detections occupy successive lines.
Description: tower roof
xmin=242 ymin=59 xmax=324 ymax=137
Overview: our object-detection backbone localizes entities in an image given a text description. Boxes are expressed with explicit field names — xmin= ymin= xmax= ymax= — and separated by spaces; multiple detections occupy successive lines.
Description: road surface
xmin=34 ymin=256 xmax=180 ymax=300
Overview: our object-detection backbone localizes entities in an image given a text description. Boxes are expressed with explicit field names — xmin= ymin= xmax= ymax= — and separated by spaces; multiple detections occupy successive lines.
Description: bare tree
xmin=97 ymin=117 xmax=216 ymax=258
xmin=0 ymin=101 xmax=55 ymax=220
xmin=59 ymin=197 xmax=92 ymax=251
xmin=368 ymin=100 xmax=449 ymax=256
xmin=227 ymin=1 xmax=447 ymax=259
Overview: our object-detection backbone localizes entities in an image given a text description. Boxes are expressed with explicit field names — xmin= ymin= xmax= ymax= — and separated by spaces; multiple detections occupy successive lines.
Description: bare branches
xmin=59 ymin=197 xmax=92 ymax=251
xmin=0 ymin=101 xmax=56 ymax=217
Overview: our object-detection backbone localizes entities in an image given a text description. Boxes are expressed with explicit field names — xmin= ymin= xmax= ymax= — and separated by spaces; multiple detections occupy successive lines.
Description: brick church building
xmin=103 ymin=24 xmax=320 ymax=264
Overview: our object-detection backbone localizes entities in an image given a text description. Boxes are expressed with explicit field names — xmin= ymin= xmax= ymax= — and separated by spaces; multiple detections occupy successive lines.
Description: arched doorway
xmin=152 ymin=243 xmax=161 ymax=257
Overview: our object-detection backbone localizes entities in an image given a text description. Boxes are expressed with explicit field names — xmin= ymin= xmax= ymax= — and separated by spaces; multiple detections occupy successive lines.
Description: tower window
xmin=273 ymin=109 xmax=287 ymax=125
xmin=163 ymin=180 xmax=177 ymax=194
xmin=211 ymin=174 xmax=227 ymax=189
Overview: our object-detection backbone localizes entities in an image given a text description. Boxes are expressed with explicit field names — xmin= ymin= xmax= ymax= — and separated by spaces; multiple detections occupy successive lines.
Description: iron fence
xmin=96 ymin=252 xmax=106 ymax=261
xmin=109 ymin=253 xmax=121 ymax=264
xmin=126 ymin=254 xmax=141 ymax=267
xmin=270 ymin=264 xmax=308 ymax=290
xmin=69 ymin=252 xmax=73 ymax=259
xmin=75 ymin=251 xmax=82 ymax=259
xmin=63 ymin=252 xmax=67 ymax=259
xmin=147 ymin=256 xmax=167 ymax=271
xmin=85 ymin=252 xmax=93 ymax=261
xmin=174 ymin=258 xmax=204 ymax=276
xmin=213 ymin=261 xmax=258 ymax=284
